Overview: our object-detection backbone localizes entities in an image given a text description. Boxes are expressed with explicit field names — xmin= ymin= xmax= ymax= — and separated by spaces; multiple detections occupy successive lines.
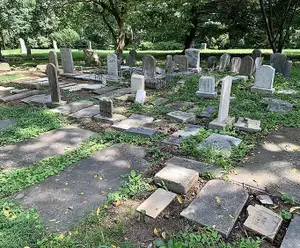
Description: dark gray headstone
xmin=283 ymin=60 xmax=293 ymax=79
xmin=174 ymin=55 xmax=188 ymax=72
xmin=251 ymin=49 xmax=262 ymax=60
xmin=49 ymin=51 xmax=59 ymax=72
xmin=165 ymin=55 xmax=174 ymax=73
xmin=129 ymin=50 xmax=137 ymax=61
xmin=207 ymin=56 xmax=217 ymax=69
xmin=126 ymin=54 xmax=135 ymax=67
xmin=239 ymin=55 xmax=254 ymax=77
xmin=198 ymin=105 xmax=216 ymax=118
xmin=99 ymin=97 xmax=113 ymax=118
xmin=270 ymin=53 xmax=287 ymax=75
xmin=47 ymin=63 xmax=62 ymax=105
xmin=185 ymin=48 xmax=200 ymax=68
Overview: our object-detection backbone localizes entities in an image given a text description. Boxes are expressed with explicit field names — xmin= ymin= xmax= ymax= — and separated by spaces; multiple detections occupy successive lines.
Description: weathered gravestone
xmin=283 ymin=60 xmax=293 ymax=79
xmin=165 ymin=55 xmax=174 ymax=73
xmin=185 ymin=48 xmax=200 ymax=68
xmin=219 ymin=54 xmax=231 ymax=71
xmin=196 ymin=76 xmax=217 ymax=98
xmin=143 ymin=55 xmax=156 ymax=79
xmin=48 ymin=51 xmax=59 ymax=72
xmin=131 ymin=74 xmax=145 ymax=94
xmin=270 ymin=53 xmax=287 ymax=75
xmin=201 ymin=43 xmax=207 ymax=50
xmin=87 ymin=41 xmax=92 ymax=50
xmin=129 ymin=50 xmax=137 ymax=61
xmin=209 ymin=76 xmax=235 ymax=130
xmin=19 ymin=38 xmax=27 ymax=54
xmin=251 ymin=49 xmax=262 ymax=61
xmin=230 ymin=57 xmax=241 ymax=73
xmin=99 ymin=97 xmax=113 ymax=118
xmin=251 ymin=65 xmax=275 ymax=94
xmin=174 ymin=55 xmax=188 ymax=72
xmin=126 ymin=54 xmax=135 ymax=67
xmin=47 ymin=63 xmax=66 ymax=107
xmin=239 ymin=55 xmax=254 ymax=77
xmin=60 ymin=48 xmax=74 ymax=73
xmin=135 ymin=90 xmax=147 ymax=105
xmin=207 ymin=56 xmax=217 ymax=69
xmin=107 ymin=53 xmax=118 ymax=81
xmin=53 ymin=40 xmax=58 ymax=51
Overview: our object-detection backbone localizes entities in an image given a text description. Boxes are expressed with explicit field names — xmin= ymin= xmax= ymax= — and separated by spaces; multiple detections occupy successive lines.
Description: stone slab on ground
xmin=21 ymin=94 xmax=52 ymax=107
xmin=69 ymin=105 xmax=99 ymax=119
xmin=229 ymin=127 xmax=300 ymax=202
xmin=11 ymin=89 xmax=29 ymax=94
xmin=126 ymin=127 xmax=157 ymax=137
xmin=280 ymin=215 xmax=300 ymax=248
xmin=81 ymin=84 xmax=105 ymax=91
xmin=234 ymin=117 xmax=261 ymax=132
xmin=165 ymin=157 xmax=223 ymax=178
xmin=167 ymin=111 xmax=196 ymax=123
xmin=51 ymin=101 xmax=95 ymax=116
xmin=61 ymin=84 xmax=90 ymax=92
xmin=93 ymin=113 xmax=127 ymax=125
xmin=198 ymin=106 xmax=216 ymax=118
xmin=172 ymin=124 xmax=204 ymax=138
xmin=0 ymin=119 xmax=15 ymax=131
xmin=257 ymin=195 xmax=274 ymax=205
xmin=244 ymin=205 xmax=282 ymax=241
xmin=112 ymin=114 xmax=154 ymax=131
xmin=180 ymin=179 xmax=248 ymax=238
xmin=0 ymin=90 xmax=40 ymax=102
xmin=166 ymin=101 xmax=194 ymax=111
xmin=161 ymin=136 xmax=183 ymax=147
xmin=0 ymin=126 xmax=95 ymax=171
xmin=93 ymin=86 xmax=118 ymax=95
xmin=94 ymin=88 xmax=131 ymax=99
xmin=14 ymin=144 xmax=148 ymax=233
xmin=152 ymin=98 xmax=168 ymax=106
xmin=136 ymin=188 xmax=176 ymax=219
xmin=154 ymin=164 xmax=199 ymax=194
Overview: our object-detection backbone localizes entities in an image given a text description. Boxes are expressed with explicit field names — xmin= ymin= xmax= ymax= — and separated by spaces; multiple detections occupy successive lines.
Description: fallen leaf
xmin=80 ymin=192 xmax=84 ymax=195
xmin=48 ymin=219 xmax=56 ymax=222
xmin=290 ymin=206 xmax=300 ymax=213
xmin=229 ymin=215 xmax=234 ymax=219
xmin=96 ymin=207 xmax=101 ymax=216
xmin=127 ymin=164 xmax=131 ymax=168
xmin=111 ymin=245 xmax=117 ymax=248
xmin=234 ymin=170 xmax=238 ymax=175
xmin=153 ymin=227 xmax=159 ymax=237
xmin=113 ymin=200 xmax=121 ymax=207
xmin=291 ymin=168 xmax=297 ymax=173
xmin=162 ymin=231 xmax=167 ymax=239
xmin=177 ymin=195 xmax=183 ymax=204
xmin=215 ymin=196 xmax=221 ymax=204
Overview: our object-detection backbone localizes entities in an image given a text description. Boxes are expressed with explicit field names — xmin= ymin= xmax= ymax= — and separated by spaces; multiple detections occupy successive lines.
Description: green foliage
xmin=281 ymin=194 xmax=297 ymax=205
xmin=139 ymin=41 xmax=184 ymax=50
xmin=52 ymin=28 xmax=80 ymax=48
xmin=280 ymin=210 xmax=292 ymax=221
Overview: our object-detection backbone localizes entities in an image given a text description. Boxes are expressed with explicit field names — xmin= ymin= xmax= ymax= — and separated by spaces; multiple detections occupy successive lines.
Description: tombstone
xmin=131 ymin=74 xmax=145 ymax=94
xmin=129 ymin=50 xmax=137 ymax=61
xmin=207 ymin=56 xmax=217 ymax=69
xmin=209 ymin=76 xmax=235 ymax=130
xmin=174 ymin=55 xmax=188 ymax=72
xmin=185 ymin=48 xmax=200 ymax=68
xmin=254 ymin=57 xmax=263 ymax=71
xmin=251 ymin=65 xmax=275 ymax=94
xmin=107 ymin=53 xmax=118 ymax=81
xmin=219 ymin=54 xmax=231 ymax=71
xmin=239 ymin=55 xmax=254 ymax=77
xmin=99 ymin=97 xmax=113 ymax=118
xmin=19 ymin=38 xmax=27 ymax=54
xmin=230 ymin=57 xmax=241 ymax=73
xmin=47 ymin=63 xmax=65 ymax=107
xmin=283 ymin=60 xmax=293 ymax=79
xmin=251 ymin=49 xmax=262 ymax=61
xmin=126 ymin=54 xmax=135 ymax=67
xmin=201 ymin=43 xmax=207 ymax=50
xmin=48 ymin=51 xmax=59 ymax=72
xmin=53 ymin=40 xmax=58 ymax=51
xmin=165 ymin=55 xmax=174 ymax=73
xmin=270 ymin=53 xmax=287 ymax=75
xmin=135 ymin=90 xmax=147 ymax=105
xmin=87 ymin=41 xmax=92 ymax=50
xmin=143 ymin=55 xmax=156 ymax=79
xmin=60 ymin=48 xmax=74 ymax=74
xmin=196 ymin=76 xmax=217 ymax=99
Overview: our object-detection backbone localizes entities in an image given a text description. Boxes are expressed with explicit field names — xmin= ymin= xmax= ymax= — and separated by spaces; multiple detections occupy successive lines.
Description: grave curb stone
xmin=234 ymin=117 xmax=262 ymax=133
xmin=126 ymin=127 xmax=157 ymax=137
xmin=280 ymin=215 xmax=300 ymax=248
xmin=167 ymin=111 xmax=196 ymax=124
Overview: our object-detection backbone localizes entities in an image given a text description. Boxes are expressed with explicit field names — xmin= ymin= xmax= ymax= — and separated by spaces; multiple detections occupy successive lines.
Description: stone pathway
xmin=0 ymin=126 xmax=94 ymax=171
xmin=14 ymin=144 xmax=148 ymax=233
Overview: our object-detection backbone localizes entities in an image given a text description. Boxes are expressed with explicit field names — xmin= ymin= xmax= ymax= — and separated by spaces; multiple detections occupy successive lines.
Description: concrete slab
xmin=235 ymin=117 xmax=261 ymax=132
xmin=180 ymin=180 xmax=248 ymax=238
xmin=93 ymin=113 xmax=127 ymax=125
xmin=280 ymin=215 xmax=300 ymax=248
xmin=167 ymin=111 xmax=196 ymax=123
xmin=0 ymin=126 xmax=95 ymax=171
xmin=112 ymin=114 xmax=154 ymax=131
xmin=51 ymin=101 xmax=95 ymax=116
xmin=15 ymin=144 xmax=148 ymax=233
xmin=69 ymin=105 xmax=99 ymax=119
xmin=172 ymin=124 xmax=204 ymax=138
xmin=0 ymin=90 xmax=40 ymax=102
xmin=21 ymin=94 xmax=52 ymax=107
xmin=93 ymin=86 xmax=118 ymax=95
xmin=126 ymin=127 xmax=157 ymax=137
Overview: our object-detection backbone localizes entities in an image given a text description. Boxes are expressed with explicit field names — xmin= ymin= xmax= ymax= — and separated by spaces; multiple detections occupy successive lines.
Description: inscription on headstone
xmin=196 ymin=76 xmax=217 ymax=98
xmin=251 ymin=65 xmax=275 ymax=94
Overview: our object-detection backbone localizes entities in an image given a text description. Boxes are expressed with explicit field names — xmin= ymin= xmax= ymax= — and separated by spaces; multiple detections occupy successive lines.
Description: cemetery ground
xmin=0 ymin=50 xmax=300 ymax=248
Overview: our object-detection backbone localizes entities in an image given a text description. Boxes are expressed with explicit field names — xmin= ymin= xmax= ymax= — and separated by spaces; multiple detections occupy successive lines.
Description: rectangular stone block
xmin=0 ymin=90 xmax=40 ymax=102
xmin=51 ymin=101 xmax=94 ymax=115
xmin=280 ymin=215 xmax=300 ymax=248
xmin=93 ymin=113 xmax=126 ymax=125
xmin=234 ymin=117 xmax=261 ymax=132
xmin=126 ymin=127 xmax=157 ymax=137
xmin=167 ymin=111 xmax=196 ymax=124
xmin=112 ymin=114 xmax=154 ymax=131
xmin=69 ymin=105 xmax=99 ymax=119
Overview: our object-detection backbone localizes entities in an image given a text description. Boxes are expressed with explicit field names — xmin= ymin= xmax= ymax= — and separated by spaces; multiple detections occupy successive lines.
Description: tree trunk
xmin=0 ymin=47 xmax=3 ymax=61
xmin=115 ymin=19 xmax=125 ymax=55
xmin=182 ymin=7 xmax=200 ymax=52
xmin=27 ymin=46 xmax=32 ymax=59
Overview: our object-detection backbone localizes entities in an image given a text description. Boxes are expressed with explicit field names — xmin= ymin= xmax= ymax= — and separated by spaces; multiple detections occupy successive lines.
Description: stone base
xmin=51 ymin=101 xmax=67 ymax=108
xmin=209 ymin=116 xmax=235 ymax=130
xmin=145 ymin=78 xmax=166 ymax=89
xmin=251 ymin=86 xmax=275 ymax=94
xmin=234 ymin=117 xmax=261 ymax=133
xmin=106 ymin=75 xmax=119 ymax=82
xmin=196 ymin=91 xmax=217 ymax=99
xmin=93 ymin=113 xmax=126 ymax=125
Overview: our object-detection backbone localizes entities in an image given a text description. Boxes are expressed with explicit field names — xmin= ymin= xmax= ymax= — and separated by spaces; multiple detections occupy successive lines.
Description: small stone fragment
xmin=257 ymin=195 xmax=274 ymax=205
xmin=167 ymin=111 xmax=196 ymax=124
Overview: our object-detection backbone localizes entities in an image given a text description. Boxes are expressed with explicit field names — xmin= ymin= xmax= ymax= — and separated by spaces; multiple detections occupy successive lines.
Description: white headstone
xmin=135 ymin=90 xmax=147 ymax=105
xmin=131 ymin=74 xmax=145 ymax=94
xmin=88 ymin=41 xmax=92 ymax=50
xmin=251 ymin=65 xmax=275 ymax=94
xmin=53 ymin=40 xmax=58 ymax=51
xmin=231 ymin=57 xmax=241 ymax=73
xmin=107 ymin=53 xmax=118 ymax=76
xmin=19 ymin=38 xmax=27 ymax=54
xmin=196 ymin=76 xmax=217 ymax=98
xmin=219 ymin=54 xmax=231 ymax=71
xmin=60 ymin=48 xmax=74 ymax=73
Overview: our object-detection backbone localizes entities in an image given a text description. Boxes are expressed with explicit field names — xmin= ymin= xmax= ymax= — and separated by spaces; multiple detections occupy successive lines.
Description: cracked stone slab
xmin=93 ymin=86 xmax=118 ymax=95
xmin=180 ymin=180 xmax=248 ymax=238
xmin=51 ymin=101 xmax=95 ymax=116
xmin=21 ymin=94 xmax=52 ymax=107
xmin=0 ymin=126 xmax=95 ymax=171
xmin=126 ymin=127 xmax=157 ymax=137
xmin=112 ymin=114 xmax=154 ymax=131
xmin=136 ymin=188 xmax=176 ymax=219
xmin=0 ymin=90 xmax=40 ymax=102
xmin=167 ymin=111 xmax=196 ymax=123
xmin=69 ymin=105 xmax=99 ymax=119
xmin=280 ymin=215 xmax=300 ymax=248
xmin=172 ymin=124 xmax=204 ymax=138
xmin=14 ymin=144 xmax=148 ymax=233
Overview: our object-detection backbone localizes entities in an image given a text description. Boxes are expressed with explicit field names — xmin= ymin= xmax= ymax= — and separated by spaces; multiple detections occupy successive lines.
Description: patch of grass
xmin=280 ymin=210 xmax=292 ymax=221
xmin=128 ymin=102 xmax=171 ymax=118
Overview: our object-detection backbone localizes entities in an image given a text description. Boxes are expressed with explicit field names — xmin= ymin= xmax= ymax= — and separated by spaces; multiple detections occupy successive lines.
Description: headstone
xmin=53 ymin=40 xmax=58 ymax=51
xmin=207 ymin=56 xmax=217 ymax=69
xmin=239 ymin=55 xmax=254 ymax=77
xmin=201 ymin=43 xmax=207 ymax=50
xmin=172 ymin=124 xmax=204 ymax=138
xmin=107 ymin=53 xmax=118 ymax=81
xmin=129 ymin=50 xmax=137 ymax=61
xmin=251 ymin=49 xmax=262 ymax=61
xmin=270 ymin=53 xmax=287 ymax=75
xmin=131 ymin=74 xmax=145 ymax=94
xmin=253 ymin=57 xmax=264 ymax=74
xmin=0 ymin=63 xmax=11 ymax=71
xmin=174 ymin=55 xmax=188 ymax=72
xmin=126 ymin=54 xmax=135 ymax=67
xmin=165 ymin=55 xmax=174 ymax=73
xmin=143 ymin=55 xmax=156 ymax=79
xmin=219 ymin=54 xmax=231 ymax=71
xmin=185 ymin=48 xmax=200 ymax=68
xmin=48 ymin=51 xmax=59 ymax=72
xmin=209 ymin=76 xmax=235 ymax=130
xmin=244 ymin=205 xmax=282 ymax=241
xmin=280 ymin=215 xmax=300 ymax=248
xmin=230 ymin=57 xmax=241 ymax=73
xmin=251 ymin=65 xmax=275 ymax=94
xmin=167 ymin=111 xmax=196 ymax=123
xmin=135 ymin=90 xmax=146 ymax=105
xmin=47 ymin=63 xmax=65 ymax=107
xmin=99 ymin=97 xmax=113 ymax=118
xmin=19 ymin=38 xmax=27 ymax=54
xmin=180 ymin=180 xmax=248 ymax=238
xmin=87 ymin=41 xmax=92 ymax=50
xmin=234 ymin=117 xmax=261 ymax=132
xmin=60 ymin=48 xmax=74 ymax=73
xmin=154 ymin=164 xmax=199 ymax=194
xmin=266 ymin=98 xmax=293 ymax=112
xmin=196 ymin=76 xmax=217 ymax=98
xmin=283 ymin=60 xmax=293 ymax=79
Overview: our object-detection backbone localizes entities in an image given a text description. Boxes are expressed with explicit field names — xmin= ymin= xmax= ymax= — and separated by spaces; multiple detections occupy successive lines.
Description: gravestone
xmin=19 ymin=38 xmax=27 ymax=54
xmin=174 ymin=55 xmax=188 ymax=72
xmin=47 ymin=63 xmax=65 ymax=107
xmin=270 ymin=53 xmax=287 ymax=75
xmin=129 ymin=50 xmax=137 ymax=61
xmin=251 ymin=65 xmax=275 ymax=94
xmin=60 ymin=48 xmax=74 ymax=73
xmin=48 ymin=51 xmax=59 ymax=72
xmin=230 ymin=57 xmax=241 ymax=73
xmin=53 ymin=40 xmax=58 ymax=51
xmin=131 ymin=74 xmax=145 ymax=93
xmin=201 ymin=43 xmax=207 ymax=50
xmin=196 ymin=76 xmax=217 ymax=98
xmin=283 ymin=60 xmax=293 ymax=79
xmin=207 ymin=56 xmax=217 ymax=69
xmin=165 ymin=55 xmax=174 ymax=73
xmin=251 ymin=49 xmax=262 ymax=61
xmin=234 ymin=117 xmax=261 ymax=132
xmin=239 ymin=55 xmax=254 ymax=77
xmin=143 ymin=55 xmax=156 ymax=79
xmin=135 ymin=90 xmax=147 ymax=105
xmin=254 ymin=57 xmax=263 ymax=71
xmin=99 ymin=97 xmax=113 ymax=118
xmin=219 ymin=54 xmax=231 ymax=71
xmin=0 ymin=63 xmax=10 ymax=72
xmin=126 ymin=54 xmax=135 ymax=67
xmin=209 ymin=76 xmax=235 ymax=130
xmin=107 ymin=53 xmax=118 ymax=81
xmin=87 ymin=41 xmax=92 ymax=50
xmin=185 ymin=48 xmax=200 ymax=68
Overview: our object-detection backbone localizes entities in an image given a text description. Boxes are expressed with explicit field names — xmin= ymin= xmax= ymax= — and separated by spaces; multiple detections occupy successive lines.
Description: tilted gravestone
xmin=196 ymin=76 xmax=217 ymax=99
xmin=239 ymin=55 xmax=254 ymax=77
xmin=230 ymin=57 xmax=241 ymax=73
xmin=209 ymin=76 xmax=235 ymax=130
xmin=165 ymin=55 xmax=174 ymax=73
xmin=270 ymin=53 xmax=287 ymax=75
xmin=143 ymin=55 xmax=156 ymax=79
xmin=107 ymin=53 xmax=118 ymax=81
xmin=48 ymin=51 xmax=59 ymax=72
xmin=174 ymin=55 xmax=188 ymax=72
xmin=185 ymin=48 xmax=200 ymax=68
xmin=131 ymin=74 xmax=145 ymax=94
xmin=47 ymin=63 xmax=65 ymax=107
xmin=60 ymin=48 xmax=74 ymax=73
xmin=283 ymin=60 xmax=293 ymax=79
xmin=251 ymin=65 xmax=275 ymax=94
xmin=19 ymin=38 xmax=27 ymax=54
xmin=207 ymin=56 xmax=217 ymax=69
xmin=99 ymin=97 xmax=113 ymax=118
xmin=251 ymin=49 xmax=262 ymax=61
xmin=219 ymin=54 xmax=231 ymax=71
